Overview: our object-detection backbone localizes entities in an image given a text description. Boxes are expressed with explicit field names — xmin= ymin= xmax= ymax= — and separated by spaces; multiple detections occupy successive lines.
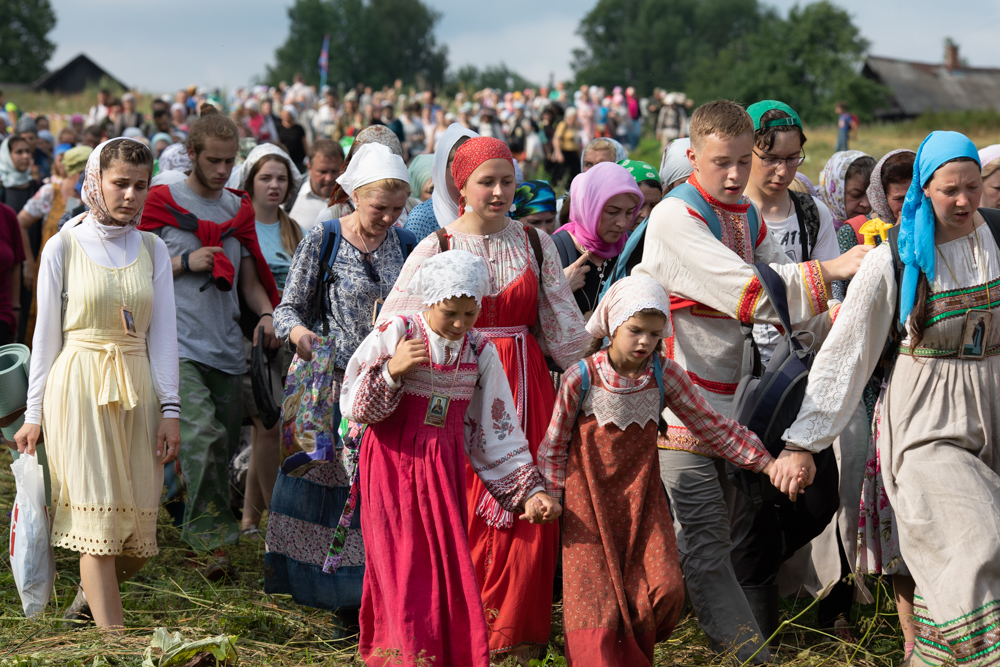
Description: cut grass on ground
xmin=2 ymin=456 xmax=913 ymax=666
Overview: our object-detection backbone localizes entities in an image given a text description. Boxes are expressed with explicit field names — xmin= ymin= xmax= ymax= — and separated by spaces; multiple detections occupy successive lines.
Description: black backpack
xmin=789 ymin=191 xmax=821 ymax=261
xmin=728 ymin=208 xmax=1000 ymax=504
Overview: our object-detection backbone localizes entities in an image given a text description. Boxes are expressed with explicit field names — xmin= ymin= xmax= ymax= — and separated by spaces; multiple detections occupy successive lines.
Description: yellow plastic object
xmin=859 ymin=218 xmax=894 ymax=246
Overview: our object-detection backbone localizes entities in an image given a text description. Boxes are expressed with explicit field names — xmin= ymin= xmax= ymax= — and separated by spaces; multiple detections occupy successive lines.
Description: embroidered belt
xmin=899 ymin=343 xmax=1000 ymax=359
xmin=473 ymin=324 xmax=529 ymax=531
xmin=476 ymin=325 xmax=530 ymax=430
xmin=63 ymin=330 xmax=147 ymax=411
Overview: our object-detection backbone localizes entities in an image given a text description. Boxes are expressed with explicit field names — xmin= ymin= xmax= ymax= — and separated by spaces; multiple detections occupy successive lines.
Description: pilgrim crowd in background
xmin=3 ymin=73 xmax=1000 ymax=667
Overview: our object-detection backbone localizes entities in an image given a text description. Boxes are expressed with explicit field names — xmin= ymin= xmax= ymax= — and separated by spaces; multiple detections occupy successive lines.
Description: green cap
xmin=747 ymin=100 xmax=802 ymax=132
xmin=617 ymin=159 xmax=661 ymax=186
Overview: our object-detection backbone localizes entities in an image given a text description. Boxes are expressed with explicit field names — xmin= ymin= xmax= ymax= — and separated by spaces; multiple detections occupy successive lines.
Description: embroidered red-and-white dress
xmin=633 ymin=177 xmax=832 ymax=455
xmin=341 ymin=313 xmax=545 ymax=667
xmin=537 ymin=350 xmax=773 ymax=666
xmin=377 ymin=221 xmax=590 ymax=655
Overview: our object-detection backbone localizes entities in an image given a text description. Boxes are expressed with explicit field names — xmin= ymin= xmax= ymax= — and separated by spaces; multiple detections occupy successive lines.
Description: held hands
xmin=387 ymin=338 xmax=430 ymax=381
xmin=291 ymin=326 xmax=321 ymax=361
xmin=187 ymin=246 xmax=224 ymax=273
xmin=819 ymin=244 xmax=872 ymax=282
xmin=766 ymin=449 xmax=817 ymax=502
xmin=563 ymin=251 xmax=592 ymax=292
xmin=518 ymin=491 xmax=562 ymax=524
xmin=156 ymin=417 xmax=181 ymax=464
xmin=13 ymin=423 xmax=41 ymax=456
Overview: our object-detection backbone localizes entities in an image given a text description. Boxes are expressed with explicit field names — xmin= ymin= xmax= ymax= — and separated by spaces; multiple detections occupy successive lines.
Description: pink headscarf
xmin=564 ymin=161 xmax=643 ymax=259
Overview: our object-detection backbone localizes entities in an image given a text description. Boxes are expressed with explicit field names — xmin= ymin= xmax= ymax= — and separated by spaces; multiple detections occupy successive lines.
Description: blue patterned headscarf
xmin=898 ymin=131 xmax=981 ymax=324
xmin=512 ymin=180 xmax=556 ymax=220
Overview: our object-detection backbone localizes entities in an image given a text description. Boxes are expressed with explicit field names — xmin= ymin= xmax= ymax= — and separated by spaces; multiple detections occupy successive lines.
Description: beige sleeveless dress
xmin=43 ymin=229 xmax=162 ymax=558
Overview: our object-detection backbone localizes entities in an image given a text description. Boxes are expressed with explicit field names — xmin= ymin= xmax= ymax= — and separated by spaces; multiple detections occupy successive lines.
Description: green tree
xmin=571 ymin=0 xmax=764 ymax=95
xmin=445 ymin=63 xmax=536 ymax=96
xmin=683 ymin=2 xmax=887 ymax=121
xmin=265 ymin=0 xmax=448 ymax=90
xmin=0 ymin=0 xmax=56 ymax=83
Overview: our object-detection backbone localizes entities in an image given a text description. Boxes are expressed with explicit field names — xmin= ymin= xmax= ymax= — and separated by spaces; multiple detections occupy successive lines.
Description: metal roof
xmin=864 ymin=55 xmax=1000 ymax=117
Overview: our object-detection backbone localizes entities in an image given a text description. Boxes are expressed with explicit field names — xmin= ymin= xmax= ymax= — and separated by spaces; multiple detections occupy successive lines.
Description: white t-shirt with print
xmin=753 ymin=196 xmax=839 ymax=363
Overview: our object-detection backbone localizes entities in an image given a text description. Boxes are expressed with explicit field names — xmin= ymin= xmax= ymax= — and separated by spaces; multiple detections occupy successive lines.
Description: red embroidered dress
xmin=377 ymin=222 xmax=590 ymax=656
xmin=341 ymin=314 xmax=545 ymax=667
xmin=634 ymin=176 xmax=831 ymax=457
xmin=537 ymin=350 xmax=773 ymax=665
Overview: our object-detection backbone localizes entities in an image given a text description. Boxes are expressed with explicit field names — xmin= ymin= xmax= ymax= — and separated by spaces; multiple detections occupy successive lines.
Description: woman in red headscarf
xmin=377 ymin=137 xmax=589 ymax=661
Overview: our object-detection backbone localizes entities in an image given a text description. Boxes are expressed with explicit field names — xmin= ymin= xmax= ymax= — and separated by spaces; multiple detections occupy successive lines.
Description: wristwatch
xmin=181 ymin=252 xmax=191 ymax=272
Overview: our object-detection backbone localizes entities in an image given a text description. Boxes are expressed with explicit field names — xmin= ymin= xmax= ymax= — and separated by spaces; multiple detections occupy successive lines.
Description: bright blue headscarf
xmin=897 ymin=131 xmax=981 ymax=324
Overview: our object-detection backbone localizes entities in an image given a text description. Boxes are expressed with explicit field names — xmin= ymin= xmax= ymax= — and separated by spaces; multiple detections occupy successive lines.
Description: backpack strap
xmin=552 ymin=229 xmax=578 ymax=270
xmin=571 ymin=359 xmax=591 ymax=427
xmin=980 ymin=207 xmax=1000 ymax=246
xmin=667 ymin=182 xmax=760 ymax=248
xmin=789 ymin=191 xmax=820 ymax=260
xmin=315 ymin=218 xmax=343 ymax=335
xmin=524 ymin=225 xmax=545 ymax=276
xmin=600 ymin=218 xmax=647 ymax=301
xmin=392 ymin=226 xmax=417 ymax=259
xmin=652 ymin=354 xmax=665 ymax=411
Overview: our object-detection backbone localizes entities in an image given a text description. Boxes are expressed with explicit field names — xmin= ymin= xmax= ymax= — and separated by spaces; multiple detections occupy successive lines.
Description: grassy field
xmin=1 ymin=455 xmax=913 ymax=667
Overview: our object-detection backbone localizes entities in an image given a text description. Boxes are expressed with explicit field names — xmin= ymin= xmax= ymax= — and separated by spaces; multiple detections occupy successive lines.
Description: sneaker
xmin=63 ymin=587 xmax=93 ymax=627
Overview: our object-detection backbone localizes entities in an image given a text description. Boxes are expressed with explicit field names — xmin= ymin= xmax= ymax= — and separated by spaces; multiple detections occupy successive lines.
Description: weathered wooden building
xmin=863 ymin=43 xmax=1000 ymax=119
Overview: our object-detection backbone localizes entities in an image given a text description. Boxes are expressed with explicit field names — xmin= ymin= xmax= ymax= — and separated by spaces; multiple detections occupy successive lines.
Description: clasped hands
xmin=518 ymin=491 xmax=562 ymax=524
xmin=763 ymin=447 xmax=817 ymax=502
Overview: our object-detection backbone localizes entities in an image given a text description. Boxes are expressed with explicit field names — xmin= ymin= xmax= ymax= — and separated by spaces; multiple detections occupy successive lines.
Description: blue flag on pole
xmin=318 ymin=34 xmax=330 ymax=90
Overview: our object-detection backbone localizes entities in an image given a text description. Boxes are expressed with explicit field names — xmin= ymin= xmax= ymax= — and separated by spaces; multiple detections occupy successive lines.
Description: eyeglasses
xmin=753 ymin=150 xmax=806 ymax=169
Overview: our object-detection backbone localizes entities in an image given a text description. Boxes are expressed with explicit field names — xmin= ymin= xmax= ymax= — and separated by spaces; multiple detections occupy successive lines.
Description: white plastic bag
xmin=9 ymin=453 xmax=55 ymax=616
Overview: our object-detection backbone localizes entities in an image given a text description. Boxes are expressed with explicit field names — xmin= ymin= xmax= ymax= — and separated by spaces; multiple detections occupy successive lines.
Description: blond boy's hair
xmin=689 ymin=100 xmax=753 ymax=150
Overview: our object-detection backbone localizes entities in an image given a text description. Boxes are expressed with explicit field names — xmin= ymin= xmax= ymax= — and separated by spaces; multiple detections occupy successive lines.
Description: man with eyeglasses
xmin=745 ymin=101 xmax=840 ymax=365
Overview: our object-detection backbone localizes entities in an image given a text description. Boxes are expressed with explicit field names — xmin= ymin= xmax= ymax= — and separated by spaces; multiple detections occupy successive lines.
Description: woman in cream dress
xmin=15 ymin=138 xmax=180 ymax=629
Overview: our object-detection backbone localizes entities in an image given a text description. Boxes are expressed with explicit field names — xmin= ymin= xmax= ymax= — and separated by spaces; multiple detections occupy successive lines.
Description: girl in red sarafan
xmin=376 ymin=136 xmax=590 ymax=660
xmin=340 ymin=248 xmax=561 ymax=667
xmin=537 ymin=276 xmax=789 ymax=667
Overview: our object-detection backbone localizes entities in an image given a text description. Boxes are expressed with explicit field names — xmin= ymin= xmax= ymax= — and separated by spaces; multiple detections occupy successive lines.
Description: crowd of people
xmin=3 ymin=75 xmax=1000 ymax=667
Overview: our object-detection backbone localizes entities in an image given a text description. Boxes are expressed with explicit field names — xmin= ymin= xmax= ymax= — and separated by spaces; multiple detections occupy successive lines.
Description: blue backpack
xmin=572 ymin=355 xmax=665 ymax=426
xmin=314 ymin=219 xmax=416 ymax=334
xmin=600 ymin=183 xmax=761 ymax=300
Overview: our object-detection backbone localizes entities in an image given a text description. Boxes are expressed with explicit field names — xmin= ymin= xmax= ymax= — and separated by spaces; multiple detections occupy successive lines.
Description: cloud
xmin=43 ymin=0 xmax=1000 ymax=93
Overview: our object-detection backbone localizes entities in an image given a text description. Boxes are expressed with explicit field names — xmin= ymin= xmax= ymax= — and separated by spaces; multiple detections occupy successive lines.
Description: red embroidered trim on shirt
xmin=800 ymin=260 xmax=829 ymax=316
xmin=755 ymin=219 xmax=768 ymax=248
xmin=737 ymin=276 xmax=764 ymax=323
xmin=686 ymin=371 xmax=739 ymax=395
xmin=690 ymin=175 xmax=751 ymax=214
xmin=690 ymin=303 xmax=731 ymax=319
xmin=829 ymin=302 xmax=842 ymax=325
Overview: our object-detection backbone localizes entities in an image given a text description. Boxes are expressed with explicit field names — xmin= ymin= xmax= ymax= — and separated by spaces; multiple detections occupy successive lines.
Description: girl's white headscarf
xmin=431 ymin=123 xmax=479 ymax=227
xmin=336 ymin=143 xmax=409 ymax=196
xmin=586 ymin=275 xmax=672 ymax=340
xmin=234 ymin=143 xmax=303 ymax=193
xmin=407 ymin=250 xmax=491 ymax=307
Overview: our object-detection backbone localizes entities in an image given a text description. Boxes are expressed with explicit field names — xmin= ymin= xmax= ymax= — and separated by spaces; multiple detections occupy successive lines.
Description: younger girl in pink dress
xmin=340 ymin=249 xmax=561 ymax=667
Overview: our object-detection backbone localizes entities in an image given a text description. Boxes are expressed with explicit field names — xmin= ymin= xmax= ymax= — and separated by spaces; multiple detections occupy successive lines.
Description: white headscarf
xmin=431 ymin=123 xmax=479 ymax=227
xmin=659 ymin=138 xmax=692 ymax=187
xmin=586 ymin=275 xmax=672 ymax=340
xmin=336 ymin=143 xmax=409 ymax=196
xmin=406 ymin=250 xmax=491 ymax=307
xmin=233 ymin=143 xmax=303 ymax=192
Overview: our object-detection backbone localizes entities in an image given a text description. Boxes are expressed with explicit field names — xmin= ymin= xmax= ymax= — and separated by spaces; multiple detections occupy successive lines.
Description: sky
xmin=44 ymin=0 xmax=1000 ymax=94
